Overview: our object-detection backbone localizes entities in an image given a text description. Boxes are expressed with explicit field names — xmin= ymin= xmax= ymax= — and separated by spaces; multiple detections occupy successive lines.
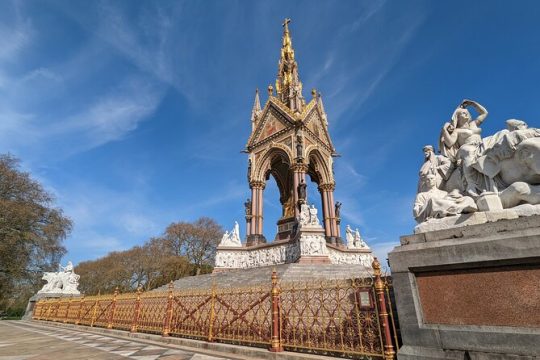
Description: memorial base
xmin=389 ymin=215 xmax=540 ymax=359
xmin=246 ymin=234 xmax=267 ymax=246
xmin=23 ymin=293 xmax=80 ymax=320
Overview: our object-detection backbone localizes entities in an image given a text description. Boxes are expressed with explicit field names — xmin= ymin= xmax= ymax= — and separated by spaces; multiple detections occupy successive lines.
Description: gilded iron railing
xmin=279 ymin=277 xmax=383 ymax=357
xmin=33 ymin=258 xmax=397 ymax=359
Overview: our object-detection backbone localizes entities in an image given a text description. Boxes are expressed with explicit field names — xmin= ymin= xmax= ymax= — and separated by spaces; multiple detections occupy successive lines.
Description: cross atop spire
xmin=275 ymin=18 xmax=305 ymax=114
xmin=283 ymin=18 xmax=291 ymax=29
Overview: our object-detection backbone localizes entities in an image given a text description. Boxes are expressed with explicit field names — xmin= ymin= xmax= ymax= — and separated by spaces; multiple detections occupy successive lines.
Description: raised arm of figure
xmin=462 ymin=99 xmax=488 ymax=126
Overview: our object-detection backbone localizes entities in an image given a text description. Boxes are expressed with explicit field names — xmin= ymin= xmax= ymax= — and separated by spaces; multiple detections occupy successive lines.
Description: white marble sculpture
xmin=354 ymin=228 xmax=368 ymax=249
xmin=414 ymin=99 xmax=540 ymax=226
xmin=299 ymin=203 xmax=321 ymax=227
xmin=214 ymin=203 xmax=374 ymax=270
xmin=214 ymin=235 xmax=374 ymax=269
xmin=345 ymin=225 xmax=355 ymax=249
xmin=414 ymin=174 xmax=477 ymax=223
xmin=345 ymin=225 xmax=369 ymax=249
xmin=38 ymin=261 xmax=80 ymax=295
xmin=218 ymin=221 xmax=242 ymax=247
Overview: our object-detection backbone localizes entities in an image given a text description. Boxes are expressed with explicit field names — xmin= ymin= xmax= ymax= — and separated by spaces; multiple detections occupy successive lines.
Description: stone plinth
xmin=23 ymin=293 xmax=80 ymax=320
xmin=214 ymin=227 xmax=373 ymax=271
xmin=389 ymin=215 xmax=540 ymax=359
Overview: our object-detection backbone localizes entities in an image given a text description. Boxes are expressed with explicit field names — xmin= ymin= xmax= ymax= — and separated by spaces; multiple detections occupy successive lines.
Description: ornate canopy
xmin=244 ymin=20 xmax=341 ymax=246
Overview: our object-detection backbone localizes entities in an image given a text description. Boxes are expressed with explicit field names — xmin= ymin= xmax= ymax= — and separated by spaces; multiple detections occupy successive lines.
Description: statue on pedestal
xmin=413 ymin=99 xmax=540 ymax=225
xmin=244 ymin=198 xmax=252 ymax=216
xmin=297 ymin=179 xmax=307 ymax=205
xmin=218 ymin=221 xmax=242 ymax=247
xmin=299 ymin=203 xmax=321 ymax=227
xmin=335 ymin=201 xmax=342 ymax=219
xmin=38 ymin=261 xmax=80 ymax=295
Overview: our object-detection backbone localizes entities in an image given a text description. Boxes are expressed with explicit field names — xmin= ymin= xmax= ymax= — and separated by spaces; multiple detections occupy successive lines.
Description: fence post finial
xmin=269 ymin=269 xmax=284 ymax=352
xmin=372 ymin=257 xmax=396 ymax=360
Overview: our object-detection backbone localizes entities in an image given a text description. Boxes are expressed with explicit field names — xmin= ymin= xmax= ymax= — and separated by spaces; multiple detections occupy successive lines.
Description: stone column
xmin=250 ymin=186 xmax=257 ymax=235
xmin=320 ymin=186 xmax=331 ymax=238
xmin=328 ymin=187 xmax=338 ymax=239
xmin=247 ymin=181 xmax=266 ymax=246
xmin=320 ymin=183 xmax=338 ymax=244
xmin=257 ymin=185 xmax=264 ymax=235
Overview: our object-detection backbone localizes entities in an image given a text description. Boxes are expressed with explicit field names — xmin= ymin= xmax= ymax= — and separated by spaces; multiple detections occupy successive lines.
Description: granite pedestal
xmin=23 ymin=293 xmax=80 ymax=320
xmin=388 ymin=215 xmax=540 ymax=360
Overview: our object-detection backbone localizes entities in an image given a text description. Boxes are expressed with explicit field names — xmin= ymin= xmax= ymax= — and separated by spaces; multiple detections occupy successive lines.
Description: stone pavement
xmin=0 ymin=321 xmax=240 ymax=360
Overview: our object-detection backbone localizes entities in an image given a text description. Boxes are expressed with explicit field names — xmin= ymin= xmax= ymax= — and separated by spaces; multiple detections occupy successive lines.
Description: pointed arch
xmin=253 ymin=145 xmax=294 ymax=183
xmin=306 ymin=147 xmax=333 ymax=186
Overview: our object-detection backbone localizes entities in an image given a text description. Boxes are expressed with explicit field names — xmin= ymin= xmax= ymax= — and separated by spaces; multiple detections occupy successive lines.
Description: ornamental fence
xmin=33 ymin=259 xmax=399 ymax=359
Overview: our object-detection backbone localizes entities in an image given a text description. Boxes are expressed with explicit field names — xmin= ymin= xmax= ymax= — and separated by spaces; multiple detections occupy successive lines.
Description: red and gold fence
xmin=33 ymin=258 xmax=398 ymax=359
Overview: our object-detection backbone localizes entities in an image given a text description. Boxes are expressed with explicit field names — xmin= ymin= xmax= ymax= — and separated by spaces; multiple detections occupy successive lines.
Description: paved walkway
xmin=0 ymin=321 xmax=237 ymax=360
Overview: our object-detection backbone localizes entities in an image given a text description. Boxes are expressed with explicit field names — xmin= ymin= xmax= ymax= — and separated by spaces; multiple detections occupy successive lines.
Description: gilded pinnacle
xmin=275 ymin=19 xmax=305 ymax=113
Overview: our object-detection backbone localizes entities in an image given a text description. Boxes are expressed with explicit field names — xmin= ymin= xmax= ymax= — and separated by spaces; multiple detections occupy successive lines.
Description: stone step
xmin=154 ymin=264 xmax=372 ymax=292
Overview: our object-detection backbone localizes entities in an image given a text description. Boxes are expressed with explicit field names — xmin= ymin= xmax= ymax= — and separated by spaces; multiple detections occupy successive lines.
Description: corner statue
xmin=414 ymin=99 xmax=540 ymax=224
xmin=218 ymin=221 xmax=242 ymax=247
xmin=38 ymin=261 xmax=80 ymax=295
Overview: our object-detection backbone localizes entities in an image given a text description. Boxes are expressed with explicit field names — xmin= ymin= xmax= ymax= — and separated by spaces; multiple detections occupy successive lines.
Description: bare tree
xmin=75 ymin=217 xmax=223 ymax=294
xmin=0 ymin=154 xmax=71 ymax=310
xmin=164 ymin=217 xmax=222 ymax=275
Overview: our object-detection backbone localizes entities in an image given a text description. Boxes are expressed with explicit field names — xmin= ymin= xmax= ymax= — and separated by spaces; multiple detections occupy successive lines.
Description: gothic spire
xmin=275 ymin=18 xmax=305 ymax=114
xmin=251 ymin=88 xmax=261 ymax=130
xmin=317 ymin=92 xmax=328 ymax=127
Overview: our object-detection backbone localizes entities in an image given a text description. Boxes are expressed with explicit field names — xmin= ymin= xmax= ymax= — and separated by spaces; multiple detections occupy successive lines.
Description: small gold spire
xmin=268 ymin=84 xmax=274 ymax=96
xmin=275 ymin=18 xmax=304 ymax=113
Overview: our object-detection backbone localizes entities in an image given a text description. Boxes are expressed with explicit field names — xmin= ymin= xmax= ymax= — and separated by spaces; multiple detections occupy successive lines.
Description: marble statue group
xmin=218 ymin=221 xmax=242 ymax=247
xmin=414 ymin=99 xmax=540 ymax=224
xmin=38 ymin=261 xmax=80 ymax=295
xmin=345 ymin=225 xmax=369 ymax=250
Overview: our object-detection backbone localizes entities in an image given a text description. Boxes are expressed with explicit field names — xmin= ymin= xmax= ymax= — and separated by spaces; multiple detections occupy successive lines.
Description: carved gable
xmin=248 ymin=101 xmax=295 ymax=148
xmin=303 ymin=108 xmax=334 ymax=152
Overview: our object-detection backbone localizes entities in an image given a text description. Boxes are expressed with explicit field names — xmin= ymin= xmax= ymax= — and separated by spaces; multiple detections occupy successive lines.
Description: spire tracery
xmin=275 ymin=18 xmax=305 ymax=114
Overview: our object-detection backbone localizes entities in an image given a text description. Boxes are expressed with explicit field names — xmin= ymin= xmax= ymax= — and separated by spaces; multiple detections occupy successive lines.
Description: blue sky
xmin=1 ymin=0 xmax=540 ymax=265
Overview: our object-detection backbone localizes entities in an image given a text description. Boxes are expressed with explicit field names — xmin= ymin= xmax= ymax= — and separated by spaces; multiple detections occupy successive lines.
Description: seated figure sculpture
xmin=418 ymin=145 xmax=453 ymax=193
xmin=413 ymin=174 xmax=477 ymax=223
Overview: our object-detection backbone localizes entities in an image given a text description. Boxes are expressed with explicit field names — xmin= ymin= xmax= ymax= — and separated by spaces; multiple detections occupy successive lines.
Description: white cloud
xmin=120 ymin=213 xmax=158 ymax=236
xmin=0 ymin=72 xmax=164 ymax=159
xmin=53 ymin=76 xmax=164 ymax=150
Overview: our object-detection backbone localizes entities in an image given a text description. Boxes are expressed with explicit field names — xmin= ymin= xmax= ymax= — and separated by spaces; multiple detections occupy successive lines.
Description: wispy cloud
xmin=338 ymin=0 xmax=387 ymax=35
xmin=0 ymin=73 xmax=164 ymax=159
xmin=48 ymin=75 xmax=164 ymax=153
xmin=305 ymin=3 xmax=426 ymax=127
xmin=0 ymin=2 xmax=33 ymax=62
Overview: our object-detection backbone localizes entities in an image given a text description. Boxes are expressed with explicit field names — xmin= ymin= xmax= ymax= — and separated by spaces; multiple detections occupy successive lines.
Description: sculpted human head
xmin=424 ymin=174 xmax=437 ymax=190
xmin=423 ymin=145 xmax=434 ymax=160
xmin=455 ymin=108 xmax=471 ymax=127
